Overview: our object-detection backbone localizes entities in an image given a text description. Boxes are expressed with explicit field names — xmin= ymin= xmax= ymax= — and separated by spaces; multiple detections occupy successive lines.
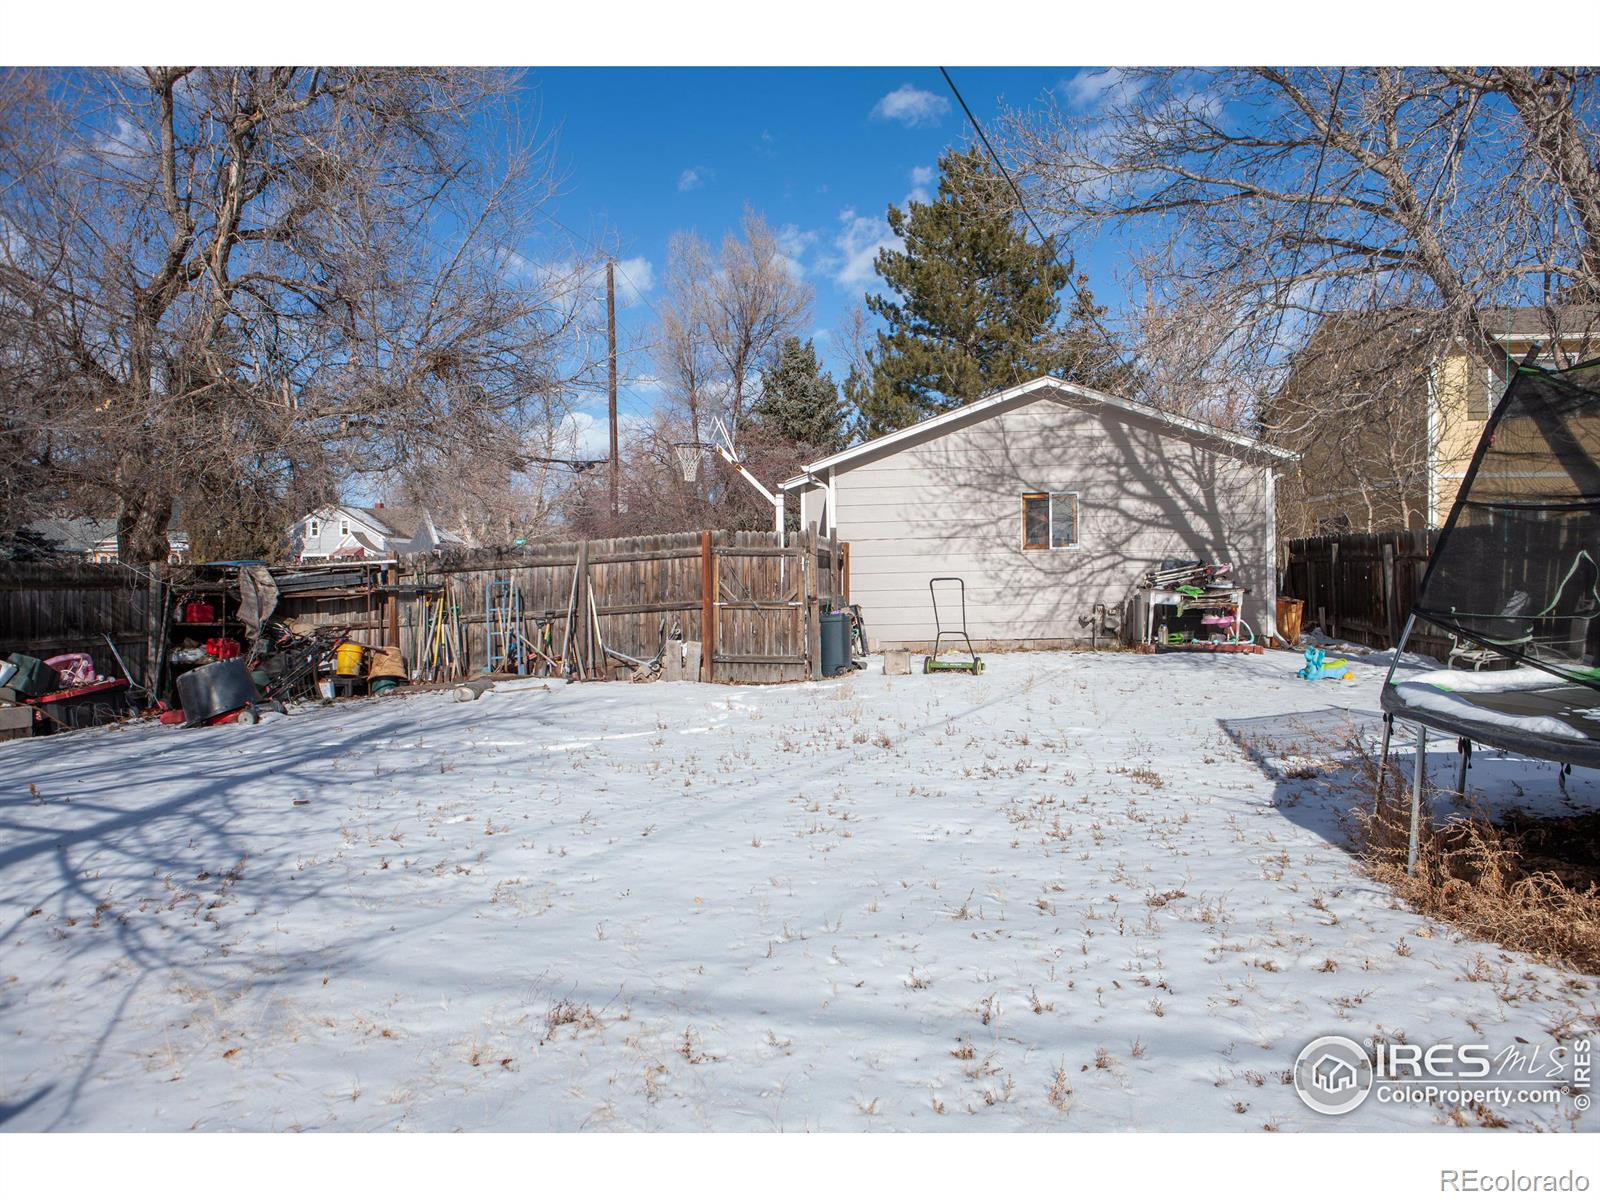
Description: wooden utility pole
xmin=607 ymin=260 xmax=619 ymax=522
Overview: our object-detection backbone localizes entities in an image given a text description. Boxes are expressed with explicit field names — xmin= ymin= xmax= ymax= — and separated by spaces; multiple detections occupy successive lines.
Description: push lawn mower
xmin=924 ymin=577 xmax=984 ymax=674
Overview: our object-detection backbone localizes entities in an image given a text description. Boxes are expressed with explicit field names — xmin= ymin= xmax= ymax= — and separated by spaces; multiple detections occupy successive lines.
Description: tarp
xmin=237 ymin=565 xmax=280 ymax=644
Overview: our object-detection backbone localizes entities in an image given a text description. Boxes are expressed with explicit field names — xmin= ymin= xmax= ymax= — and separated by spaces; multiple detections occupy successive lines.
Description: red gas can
xmin=205 ymin=638 xmax=241 ymax=660
xmin=184 ymin=601 xmax=216 ymax=624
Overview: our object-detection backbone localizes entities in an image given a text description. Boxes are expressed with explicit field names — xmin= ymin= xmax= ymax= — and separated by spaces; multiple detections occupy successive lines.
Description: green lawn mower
xmin=924 ymin=577 xmax=984 ymax=674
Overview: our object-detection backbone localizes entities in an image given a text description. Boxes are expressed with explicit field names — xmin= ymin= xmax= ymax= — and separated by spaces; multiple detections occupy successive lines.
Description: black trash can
xmin=820 ymin=611 xmax=852 ymax=677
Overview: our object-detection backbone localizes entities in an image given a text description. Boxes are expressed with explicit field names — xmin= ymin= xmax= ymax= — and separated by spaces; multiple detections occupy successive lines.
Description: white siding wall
xmin=833 ymin=396 xmax=1276 ymax=647
xmin=798 ymin=485 xmax=826 ymax=532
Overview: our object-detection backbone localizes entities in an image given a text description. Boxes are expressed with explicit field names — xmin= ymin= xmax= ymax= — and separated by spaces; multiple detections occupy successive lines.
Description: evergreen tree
xmin=852 ymin=146 xmax=1122 ymax=437
xmin=750 ymin=337 xmax=848 ymax=453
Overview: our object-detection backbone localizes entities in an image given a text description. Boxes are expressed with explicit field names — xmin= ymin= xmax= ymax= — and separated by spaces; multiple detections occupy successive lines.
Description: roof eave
xmin=785 ymin=376 xmax=1296 ymax=479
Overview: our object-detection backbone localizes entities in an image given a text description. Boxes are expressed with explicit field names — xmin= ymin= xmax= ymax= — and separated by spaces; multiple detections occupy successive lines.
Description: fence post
xmin=841 ymin=542 xmax=850 ymax=602
xmin=1328 ymin=539 xmax=1341 ymax=639
xmin=700 ymin=529 xmax=715 ymax=684
xmin=576 ymin=539 xmax=591 ymax=677
xmin=386 ymin=565 xmax=399 ymax=648
xmin=145 ymin=564 xmax=164 ymax=694
xmin=805 ymin=522 xmax=821 ymax=680
xmin=1382 ymin=541 xmax=1398 ymax=648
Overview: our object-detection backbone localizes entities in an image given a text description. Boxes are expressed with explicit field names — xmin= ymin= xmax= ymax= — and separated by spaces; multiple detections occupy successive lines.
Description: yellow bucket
xmin=334 ymin=642 xmax=366 ymax=676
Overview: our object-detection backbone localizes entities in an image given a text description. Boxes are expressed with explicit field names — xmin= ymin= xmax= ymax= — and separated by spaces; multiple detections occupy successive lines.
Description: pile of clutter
xmin=1137 ymin=559 xmax=1238 ymax=593
xmin=0 ymin=651 xmax=133 ymax=740
xmin=1137 ymin=558 xmax=1261 ymax=654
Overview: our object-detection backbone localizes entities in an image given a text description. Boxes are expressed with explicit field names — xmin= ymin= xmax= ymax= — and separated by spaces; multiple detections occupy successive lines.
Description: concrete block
xmin=663 ymin=639 xmax=685 ymax=682
xmin=682 ymin=641 xmax=702 ymax=683
xmin=883 ymin=649 xmax=912 ymax=676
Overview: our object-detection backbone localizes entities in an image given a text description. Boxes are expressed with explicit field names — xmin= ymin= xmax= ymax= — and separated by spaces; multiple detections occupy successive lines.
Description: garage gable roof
xmin=780 ymin=375 xmax=1296 ymax=490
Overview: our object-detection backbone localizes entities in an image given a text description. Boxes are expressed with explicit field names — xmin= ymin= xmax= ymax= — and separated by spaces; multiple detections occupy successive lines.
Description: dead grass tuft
xmin=1047 ymin=1063 xmax=1075 ymax=1112
xmin=1340 ymin=735 xmax=1600 ymax=975
xmin=542 ymin=999 xmax=602 ymax=1043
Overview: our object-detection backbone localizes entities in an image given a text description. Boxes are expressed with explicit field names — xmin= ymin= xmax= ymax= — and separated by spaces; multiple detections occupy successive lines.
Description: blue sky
xmin=522 ymin=68 xmax=1122 ymax=444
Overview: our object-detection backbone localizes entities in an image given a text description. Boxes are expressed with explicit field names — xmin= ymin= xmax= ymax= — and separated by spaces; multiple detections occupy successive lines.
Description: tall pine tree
xmin=850 ymin=146 xmax=1122 ymax=436
xmin=751 ymin=337 xmax=848 ymax=453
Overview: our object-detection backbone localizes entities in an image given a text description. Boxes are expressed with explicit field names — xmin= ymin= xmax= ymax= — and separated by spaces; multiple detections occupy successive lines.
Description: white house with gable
xmin=781 ymin=376 xmax=1296 ymax=650
xmin=291 ymin=504 xmax=466 ymax=564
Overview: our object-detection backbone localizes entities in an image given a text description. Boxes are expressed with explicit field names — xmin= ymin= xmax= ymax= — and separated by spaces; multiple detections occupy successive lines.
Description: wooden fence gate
xmin=706 ymin=527 xmax=845 ymax=684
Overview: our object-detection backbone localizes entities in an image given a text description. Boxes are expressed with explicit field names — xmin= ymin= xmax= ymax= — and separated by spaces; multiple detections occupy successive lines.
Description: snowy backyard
xmin=1 ymin=648 xmax=1594 ymax=1132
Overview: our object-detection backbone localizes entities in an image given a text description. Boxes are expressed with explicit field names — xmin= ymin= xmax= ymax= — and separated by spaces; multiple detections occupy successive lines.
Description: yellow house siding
xmin=1428 ymin=351 xmax=1492 ymax=520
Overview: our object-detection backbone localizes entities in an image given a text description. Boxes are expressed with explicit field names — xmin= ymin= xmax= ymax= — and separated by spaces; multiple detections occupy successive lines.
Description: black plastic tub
xmin=178 ymin=659 xmax=260 ymax=726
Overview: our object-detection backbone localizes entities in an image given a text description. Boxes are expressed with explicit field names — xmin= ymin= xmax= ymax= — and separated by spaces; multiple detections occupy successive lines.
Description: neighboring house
xmin=291 ymin=504 xmax=466 ymax=563
xmin=780 ymin=375 xmax=1295 ymax=649
xmin=20 ymin=516 xmax=190 ymax=564
xmin=1269 ymin=306 xmax=1599 ymax=539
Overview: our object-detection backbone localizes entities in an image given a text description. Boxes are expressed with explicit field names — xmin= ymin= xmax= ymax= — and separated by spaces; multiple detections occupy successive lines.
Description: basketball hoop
xmin=673 ymin=441 xmax=704 ymax=483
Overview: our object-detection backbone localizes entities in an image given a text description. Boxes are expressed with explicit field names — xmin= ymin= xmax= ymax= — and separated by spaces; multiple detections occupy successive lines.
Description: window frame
xmin=307 ymin=518 xmax=321 ymax=539
xmin=1021 ymin=491 xmax=1081 ymax=551
xmin=339 ymin=517 xmax=351 ymax=537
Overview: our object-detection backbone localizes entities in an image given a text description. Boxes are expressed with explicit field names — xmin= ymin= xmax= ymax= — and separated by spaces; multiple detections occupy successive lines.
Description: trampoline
xmin=1376 ymin=353 xmax=1600 ymax=869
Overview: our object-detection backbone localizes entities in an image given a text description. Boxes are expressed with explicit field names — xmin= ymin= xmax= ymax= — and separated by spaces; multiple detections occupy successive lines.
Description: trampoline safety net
xmin=1410 ymin=356 xmax=1600 ymax=688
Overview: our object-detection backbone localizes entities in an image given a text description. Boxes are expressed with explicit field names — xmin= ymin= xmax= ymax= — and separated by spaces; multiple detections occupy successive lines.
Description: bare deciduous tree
xmin=701 ymin=208 xmax=813 ymax=435
xmin=1003 ymin=67 xmax=1600 ymax=534
xmin=655 ymin=231 xmax=722 ymax=441
xmin=0 ymin=67 xmax=597 ymax=560
xmin=1006 ymin=68 xmax=1599 ymax=366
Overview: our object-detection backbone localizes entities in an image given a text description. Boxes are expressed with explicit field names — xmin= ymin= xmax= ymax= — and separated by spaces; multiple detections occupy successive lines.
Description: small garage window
xmin=1022 ymin=492 xmax=1079 ymax=550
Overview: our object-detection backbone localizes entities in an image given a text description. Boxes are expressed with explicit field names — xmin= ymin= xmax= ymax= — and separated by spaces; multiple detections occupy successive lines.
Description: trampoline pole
xmin=1455 ymin=738 xmax=1471 ymax=800
xmin=1407 ymin=724 xmax=1426 ymax=876
xmin=1375 ymin=714 xmax=1393 ymax=802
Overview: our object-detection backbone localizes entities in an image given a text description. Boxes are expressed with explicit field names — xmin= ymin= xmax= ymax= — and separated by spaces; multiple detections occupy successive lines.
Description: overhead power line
xmin=937 ymin=66 xmax=1124 ymax=358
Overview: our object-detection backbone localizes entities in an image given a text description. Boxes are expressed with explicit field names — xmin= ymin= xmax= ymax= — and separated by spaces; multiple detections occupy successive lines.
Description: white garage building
xmin=781 ymin=376 xmax=1296 ymax=650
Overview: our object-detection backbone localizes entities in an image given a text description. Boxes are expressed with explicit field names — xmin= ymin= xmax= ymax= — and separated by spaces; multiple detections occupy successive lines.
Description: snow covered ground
xmin=1 ymin=649 xmax=1594 ymax=1131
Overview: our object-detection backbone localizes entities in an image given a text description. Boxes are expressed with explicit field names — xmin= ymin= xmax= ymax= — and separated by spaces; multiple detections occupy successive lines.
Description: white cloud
xmin=610 ymin=256 xmax=655 ymax=306
xmin=520 ymin=255 xmax=655 ymax=309
xmin=821 ymin=165 xmax=945 ymax=289
xmin=828 ymin=206 xmax=901 ymax=288
xmin=677 ymin=167 xmax=706 ymax=192
xmin=94 ymin=115 xmax=145 ymax=160
xmin=870 ymin=84 xmax=949 ymax=128
xmin=1060 ymin=67 xmax=1146 ymax=113
xmin=774 ymin=223 xmax=818 ymax=280
xmin=558 ymin=410 xmax=651 ymax=461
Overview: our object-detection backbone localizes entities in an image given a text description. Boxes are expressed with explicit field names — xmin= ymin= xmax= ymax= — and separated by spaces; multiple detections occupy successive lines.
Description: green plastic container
xmin=5 ymin=653 xmax=60 ymax=698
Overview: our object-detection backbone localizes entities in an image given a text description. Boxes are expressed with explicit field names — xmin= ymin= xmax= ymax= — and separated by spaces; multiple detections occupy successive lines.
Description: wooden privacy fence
xmin=0 ymin=562 xmax=157 ymax=683
xmin=280 ymin=526 xmax=849 ymax=685
xmin=1281 ymin=529 xmax=1446 ymax=656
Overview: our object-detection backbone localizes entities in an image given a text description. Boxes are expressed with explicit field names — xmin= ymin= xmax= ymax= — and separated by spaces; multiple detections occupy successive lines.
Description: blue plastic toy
xmin=1296 ymin=646 xmax=1354 ymax=681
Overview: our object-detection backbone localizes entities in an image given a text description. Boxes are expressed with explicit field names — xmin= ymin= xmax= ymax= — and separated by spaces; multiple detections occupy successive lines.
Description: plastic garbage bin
xmin=820 ymin=611 xmax=851 ymax=677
